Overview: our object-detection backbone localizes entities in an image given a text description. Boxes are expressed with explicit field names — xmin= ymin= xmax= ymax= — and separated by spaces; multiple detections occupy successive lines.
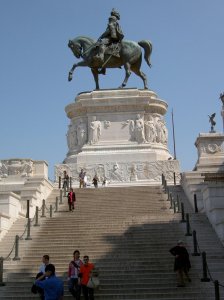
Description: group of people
xmin=32 ymin=255 xmax=63 ymax=300
xmin=65 ymin=170 xmax=107 ymax=213
xmin=32 ymin=251 xmax=97 ymax=300
xmin=68 ymin=250 xmax=97 ymax=300
xmin=79 ymin=169 xmax=107 ymax=188
xmin=32 ymin=244 xmax=190 ymax=300
xmin=78 ymin=169 xmax=88 ymax=188
xmin=62 ymin=167 xmax=106 ymax=191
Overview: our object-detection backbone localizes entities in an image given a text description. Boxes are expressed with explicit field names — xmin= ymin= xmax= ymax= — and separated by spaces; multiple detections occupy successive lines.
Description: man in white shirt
xmin=32 ymin=255 xmax=50 ymax=300
xmin=39 ymin=254 xmax=50 ymax=274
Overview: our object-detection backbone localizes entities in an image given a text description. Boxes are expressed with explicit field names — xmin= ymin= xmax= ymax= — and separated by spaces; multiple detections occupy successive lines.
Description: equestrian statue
xmin=68 ymin=9 xmax=152 ymax=90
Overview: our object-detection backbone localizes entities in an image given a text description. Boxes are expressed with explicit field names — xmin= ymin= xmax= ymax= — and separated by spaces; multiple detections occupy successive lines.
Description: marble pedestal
xmin=56 ymin=89 xmax=180 ymax=184
xmin=194 ymin=132 xmax=224 ymax=172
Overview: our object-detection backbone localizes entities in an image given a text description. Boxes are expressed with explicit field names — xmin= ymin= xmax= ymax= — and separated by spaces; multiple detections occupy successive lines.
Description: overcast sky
xmin=0 ymin=0 xmax=224 ymax=180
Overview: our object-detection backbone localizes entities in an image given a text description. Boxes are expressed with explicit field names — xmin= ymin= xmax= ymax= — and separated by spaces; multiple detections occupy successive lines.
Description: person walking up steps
xmin=169 ymin=240 xmax=191 ymax=287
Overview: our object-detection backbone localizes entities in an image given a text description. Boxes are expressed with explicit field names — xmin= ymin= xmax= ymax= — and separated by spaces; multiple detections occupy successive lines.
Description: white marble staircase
xmin=0 ymin=185 xmax=223 ymax=299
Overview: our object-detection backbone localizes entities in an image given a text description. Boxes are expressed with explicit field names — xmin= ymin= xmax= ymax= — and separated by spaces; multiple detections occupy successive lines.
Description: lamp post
xmin=220 ymin=92 xmax=224 ymax=133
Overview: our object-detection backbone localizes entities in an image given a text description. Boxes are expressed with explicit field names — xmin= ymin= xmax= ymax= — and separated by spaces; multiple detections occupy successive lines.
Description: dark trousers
xmin=33 ymin=272 xmax=45 ymax=300
xmin=82 ymin=285 xmax=94 ymax=300
xmin=68 ymin=201 xmax=74 ymax=211
xmin=68 ymin=278 xmax=81 ymax=300
xmin=63 ymin=180 xmax=69 ymax=191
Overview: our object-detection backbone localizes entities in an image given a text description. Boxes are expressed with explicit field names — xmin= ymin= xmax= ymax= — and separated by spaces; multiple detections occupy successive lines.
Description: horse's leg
xmin=68 ymin=60 xmax=88 ymax=81
xmin=131 ymin=65 xmax=148 ymax=89
xmin=119 ymin=62 xmax=131 ymax=88
xmin=68 ymin=64 xmax=76 ymax=81
xmin=91 ymin=68 xmax=100 ymax=90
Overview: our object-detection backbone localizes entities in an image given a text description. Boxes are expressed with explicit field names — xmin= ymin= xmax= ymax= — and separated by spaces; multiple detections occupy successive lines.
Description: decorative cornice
xmin=65 ymin=89 xmax=168 ymax=119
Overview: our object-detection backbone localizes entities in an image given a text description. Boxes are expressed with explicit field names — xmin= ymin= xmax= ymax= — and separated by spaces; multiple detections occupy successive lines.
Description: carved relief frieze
xmin=0 ymin=159 xmax=33 ymax=177
xmin=55 ymin=164 xmax=72 ymax=182
xmin=62 ymin=160 xmax=180 ymax=184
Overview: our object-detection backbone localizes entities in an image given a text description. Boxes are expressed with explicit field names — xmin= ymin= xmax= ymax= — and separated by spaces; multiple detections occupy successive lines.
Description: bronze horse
xmin=68 ymin=36 xmax=152 ymax=90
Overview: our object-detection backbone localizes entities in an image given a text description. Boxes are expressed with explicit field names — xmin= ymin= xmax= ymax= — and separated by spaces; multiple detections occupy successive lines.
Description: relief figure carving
xmin=145 ymin=116 xmax=156 ymax=143
xmin=77 ymin=119 xmax=87 ymax=147
xmin=89 ymin=116 xmax=101 ymax=145
xmin=135 ymin=114 xmax=146 ymax=143
xmin=67 ymin=124 xmax=77 ymax=150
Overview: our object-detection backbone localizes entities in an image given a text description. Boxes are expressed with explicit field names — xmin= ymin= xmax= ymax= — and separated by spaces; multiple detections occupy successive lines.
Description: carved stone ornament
xmin=63 ymin=160 xmax=180 ymax=184
xmin=55 ymin=164 xmax=72 ymax=181
xmin=0 ymin=159 xmax=33 ymax=178
xmin=77 ymin=119 xmax=87 ymax=147
xmin=67 ymin=124 xmax=78 ymax=150
xmin=207 ymin=143 xmax=220 ymax=154
xmin=104 ymin=120 xmax=111 ymax=129
xmin=89 ymin=117 xmax=101 ymax=145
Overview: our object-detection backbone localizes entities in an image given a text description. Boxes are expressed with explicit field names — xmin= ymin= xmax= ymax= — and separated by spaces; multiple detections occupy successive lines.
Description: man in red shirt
xmin=79 ymin=256 xmax=95 ymax=300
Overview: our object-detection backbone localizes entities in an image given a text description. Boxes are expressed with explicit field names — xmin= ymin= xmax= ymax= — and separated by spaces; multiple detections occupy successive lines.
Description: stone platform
xmin=56 ymin=89 xmax=180 ymax=184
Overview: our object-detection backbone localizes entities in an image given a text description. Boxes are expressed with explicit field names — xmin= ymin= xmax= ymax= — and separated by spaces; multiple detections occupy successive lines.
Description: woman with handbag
xmin=79 ymin=256 xmax=97 ymax=300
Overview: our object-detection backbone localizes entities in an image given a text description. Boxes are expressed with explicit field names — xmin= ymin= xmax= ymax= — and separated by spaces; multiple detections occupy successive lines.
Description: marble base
xmin=57 ymin=89 xmax=180 ymax=184
xmin=194 ymin=133 xmax=224 ymax=172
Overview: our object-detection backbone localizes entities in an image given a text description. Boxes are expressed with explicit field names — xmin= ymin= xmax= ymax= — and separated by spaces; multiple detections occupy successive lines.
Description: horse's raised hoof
xmin=98 ymin=68 xmax=106 ymax=75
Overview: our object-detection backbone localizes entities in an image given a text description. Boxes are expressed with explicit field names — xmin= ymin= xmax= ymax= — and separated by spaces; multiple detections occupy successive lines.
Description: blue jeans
xmin=68 ymin=278 xmax=81 ymax=300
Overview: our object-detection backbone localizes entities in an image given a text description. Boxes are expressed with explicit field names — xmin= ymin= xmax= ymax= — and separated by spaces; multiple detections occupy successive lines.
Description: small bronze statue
xmin=68 ymin=9 xmax=152 ymax=90
xmin=208 ymin=113 xmax=216 ymax=132
xmin=220 ymin=92 xmax=224 ymax=105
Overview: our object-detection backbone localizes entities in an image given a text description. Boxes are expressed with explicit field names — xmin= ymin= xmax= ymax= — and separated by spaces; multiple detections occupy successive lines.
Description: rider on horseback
xmin=96 ymin=9 xmax=124 ymax=75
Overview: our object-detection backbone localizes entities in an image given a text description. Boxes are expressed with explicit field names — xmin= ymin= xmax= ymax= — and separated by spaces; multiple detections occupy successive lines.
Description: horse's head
xmin=68 ymin=40 xmax=82 ymax=58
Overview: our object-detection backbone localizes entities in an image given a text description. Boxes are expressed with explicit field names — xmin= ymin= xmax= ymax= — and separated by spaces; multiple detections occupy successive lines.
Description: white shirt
xmin=39 ymin=263 xmax=47 ymax=274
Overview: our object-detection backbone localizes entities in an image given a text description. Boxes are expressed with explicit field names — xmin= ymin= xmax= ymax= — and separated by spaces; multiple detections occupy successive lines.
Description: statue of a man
xmin=77 ymin=120 xmax=87 ymax=147
xmin=89 ymin=116 xmax=101 ymax=145
xmin=67 ymin=124 xmax=77 ymax=150
xmin=145 ymin=116 xmax=156 ymax=143
xmin=135 ymin=114 xmax=146 ymax=144
xmin=96 ymin=9 xmax=124 ymax=74
xmin=208 ymin=113 xmax=216 ymax=132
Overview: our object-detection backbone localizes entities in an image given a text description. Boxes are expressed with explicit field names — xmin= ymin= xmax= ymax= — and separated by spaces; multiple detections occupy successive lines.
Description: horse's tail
xmin=138 ymin=40 xmax=152 ymax=68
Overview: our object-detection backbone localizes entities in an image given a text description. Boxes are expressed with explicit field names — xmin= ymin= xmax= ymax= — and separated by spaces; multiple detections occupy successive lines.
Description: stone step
xmin=0 ymin=185 xmax=224 ymax=300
